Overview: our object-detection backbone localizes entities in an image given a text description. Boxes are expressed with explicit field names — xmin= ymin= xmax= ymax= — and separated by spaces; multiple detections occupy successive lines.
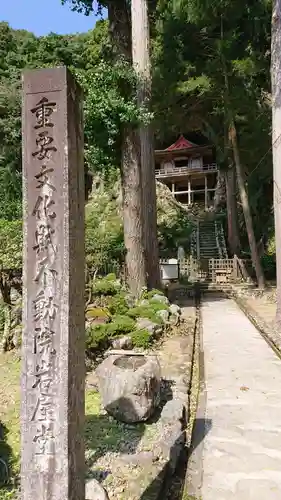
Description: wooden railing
xmin=155 ymin=163 xmax=218 ymax=177
xmin=159 ymin=257 xmax=251 ymax=284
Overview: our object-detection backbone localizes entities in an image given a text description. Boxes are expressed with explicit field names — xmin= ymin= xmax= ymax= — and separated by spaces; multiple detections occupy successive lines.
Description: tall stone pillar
xmin=21 ymin=67 xmax=85 ymax=500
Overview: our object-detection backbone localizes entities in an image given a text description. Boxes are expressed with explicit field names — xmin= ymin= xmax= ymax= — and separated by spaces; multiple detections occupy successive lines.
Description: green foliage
xmin=157 ymin=206 xmax=193 ymax=258
xmin=0 ymin=220 xmax=22 ymax=269
xmin=106 ymin=315 xmax=136 ymax=336
xmin=85 ymin=307 xmax=110 ymax=320
xmin=0 ymin=23 xmax=90 ymax=220
xmin=142 ymin=289 xmax=164 ymax=299
xmin=130 ymin=329 xmax=152 ymax=349
xmin=86 ymin=323 xmax=109 ymax=351
xmin=85 ymin=189 xmax=125 ymax=272
xmin=86 ymin=315 xmax=136 ymax=351
xmin=0 ymin=4 xmax=276 ymax=267
xmin=147 ymin=299 xmax=169 ymax=311
xmin=261 ymin=254 xmax=276 ymax=280
xmin=127 ymin=306 xmax=162 ymax=325
xmin=0 ymin=301 xmax=5 ymax=336
xmin=107 ymin=294 xmax=129 ymax=316
xmin=76 ymin=60 xmax=152 ymax=176
xmin=91 ymin=275 xmax=122 ymax=297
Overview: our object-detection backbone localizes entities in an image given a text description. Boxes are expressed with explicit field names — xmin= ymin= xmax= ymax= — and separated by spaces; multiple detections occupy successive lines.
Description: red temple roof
xmin=165 ymin=135 xmax=197 ymax=151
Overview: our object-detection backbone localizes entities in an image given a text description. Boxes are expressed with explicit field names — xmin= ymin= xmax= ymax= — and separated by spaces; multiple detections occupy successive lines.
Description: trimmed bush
xmin=107 ymin=294 xmax=129 ymax=316
xmin=107 ymin=315 xmax=136 ymax=336
xmin=86 ymin=324 xmax=110 ymax=351
xmin=142 ymin=289 xmax=164 ymax=300
xmin=91 ymin=275 xmax=121 ymax=296
xmin=127 ymin=306 xmax=162 ymax=325
xmin=130 ymin=329 xmax=152 ymax=349
xmin=86 ymin=315 xmax=136 ymax=352
xmin=147 ymin=300 xmax=169 ymax=311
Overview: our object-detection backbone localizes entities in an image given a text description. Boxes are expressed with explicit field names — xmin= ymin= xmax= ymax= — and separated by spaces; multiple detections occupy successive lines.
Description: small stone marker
xmin=21 ymin=67 xmax=85 ymax=500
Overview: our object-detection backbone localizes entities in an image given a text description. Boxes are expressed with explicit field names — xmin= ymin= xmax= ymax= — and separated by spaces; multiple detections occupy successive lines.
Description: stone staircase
xmin=190 ymin=218 xmax=228 ymax=261
xmin=199 ymin=220 xmax=220 ymax=259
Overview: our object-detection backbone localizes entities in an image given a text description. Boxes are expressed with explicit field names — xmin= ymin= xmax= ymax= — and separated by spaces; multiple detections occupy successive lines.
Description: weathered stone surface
xmin=160 ymin=399 xmax=186 ymax=425
xmin=118 ymin=451 xmax=155 ymax=466
xmin=96 ymin=354 xmax=161 ymax=423
xmin=188 ymin=296 xmax=281 ymax=500
xmin=152 ymin=294 xmax=169 ymax=305
xmin=21 ymin=67 xmax=85 ymax=500
xmin=86 ymin=478 xmax=109 ymax=500
xmin=156 ymin=309 xmax=170 ymax=324
xmin=111 ymin=335 xmax=133 ymax=350
xmin=136 ymin=317 xmax=161 ymax=335
xmin=139 ymin=299 xmax=150 ymax=306
xmin=157 ymin=422 xmax=186 ymax=474
xmin=169 ymin=303 xmax=181 ymax=316
xmin=12 ymin=326 xmax=22 ymax=348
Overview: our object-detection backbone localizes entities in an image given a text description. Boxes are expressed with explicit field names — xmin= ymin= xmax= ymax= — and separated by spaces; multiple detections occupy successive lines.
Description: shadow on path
xmin=139 ymin=417 xmax=212 ymax=500
xmin=0 ymin=421 xmax=13 ymax=489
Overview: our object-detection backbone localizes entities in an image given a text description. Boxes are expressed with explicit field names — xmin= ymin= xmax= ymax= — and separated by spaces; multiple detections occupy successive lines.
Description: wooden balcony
xmin=155 ymin=163 xmax=218 ymax=178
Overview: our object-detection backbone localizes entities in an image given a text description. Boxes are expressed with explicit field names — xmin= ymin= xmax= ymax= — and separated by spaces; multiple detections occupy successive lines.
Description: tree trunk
xmin=229 ymin=122 xmax=265 ymax=288
xmin=213 ymin=170 xmax=226 ymax=211
xmin=107 ymin=0 xmax=148 ymax=295
xmin=121 ymin=127 xmax=146 ymax=297
xmin=0 ymin=273 xmax=12 ymax=352
xmin=1 ymin=304 xmax=11 ymax=353
xmin=131 ymin=0 xmax=161 ymax=290
xmin=220 ymin=14 xmax=264 ymax=287
xmin=271 ymin=0 xmax=281 ymax=324
xmin=107 ymin=0 xmax=132 ymax=61
xmin=225 ymin=166 xmax=241 ymax=256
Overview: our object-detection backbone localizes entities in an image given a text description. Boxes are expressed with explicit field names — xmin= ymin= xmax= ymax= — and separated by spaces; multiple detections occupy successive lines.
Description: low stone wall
xmin=85 ymin=296 xmax=198 ymax=500
xmin=230 ymin=285 xmax=281 ymax=357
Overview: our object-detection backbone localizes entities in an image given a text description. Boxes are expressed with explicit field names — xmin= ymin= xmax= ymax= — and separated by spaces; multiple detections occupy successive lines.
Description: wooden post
xmin=21 ymin=67 xmax=85 ymax=500
xmin=205 ymin=175 xmax=208 ymax=209
xmin=211 ymin=258 xmax=215 ymax=283
xmin=172 ymin=182 xmax=175 ymax=196
xmin=188 ymin=179 xmax=191 ymax=205
xmin=196 ymin=220 xmax=200 ymax=260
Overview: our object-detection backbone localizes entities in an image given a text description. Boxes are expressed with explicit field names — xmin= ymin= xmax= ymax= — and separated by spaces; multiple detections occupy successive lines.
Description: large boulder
xmin=86 ymin=478 xmax=109 ymax=500
xmin=96 ymin=354 xmax=161 ymax=423
xmin=156 ymin=309 xmax=170 ymax=324
xmin=152 ymin=294 xmax=169 ymax=305
xmin=136 ymin=317 xmax=162 ymax=335
xmin=111 ymin=335 xmax=133 ymax=350
xmin=169 ymin=303 xmax=182 ymax=326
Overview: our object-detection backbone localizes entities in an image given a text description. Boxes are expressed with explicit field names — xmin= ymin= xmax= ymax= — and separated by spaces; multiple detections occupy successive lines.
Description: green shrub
xmin=147 ymin=300 xmax=169 ymax=311
xmin=261 ymin=254 xmax=276 ymax=280
xmin=127 ymin=306 xmax=162 ymax=324
xmin=142 ymin=289 xmax=164 ymax=300
xmin=130 ymin=329 xmax=152 ymax=349
xmin=107 ymin=315 xmax=136 ymax=336
xmin=105 ymin=273 xmax=118 ymax=282
xmin=86 ymin=323 xmax=110 ymax=351
xmin=91 ymin=275 xmax=121 ymax=296
xmin=107 ymin=294 xmax=129 ymax=315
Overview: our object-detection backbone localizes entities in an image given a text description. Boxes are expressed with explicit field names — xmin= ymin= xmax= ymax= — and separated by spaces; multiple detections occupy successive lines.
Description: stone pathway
xmin=187 ymin=295 xmax=281 ymax=500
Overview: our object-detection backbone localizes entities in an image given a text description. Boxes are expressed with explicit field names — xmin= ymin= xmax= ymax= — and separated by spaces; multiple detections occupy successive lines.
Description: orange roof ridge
xmin=165 ymin=135 xmax=197 ymax=151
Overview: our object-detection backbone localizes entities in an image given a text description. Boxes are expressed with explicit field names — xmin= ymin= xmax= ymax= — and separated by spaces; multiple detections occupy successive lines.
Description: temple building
xmin=155 ymin=135 xmax=218 ymax=208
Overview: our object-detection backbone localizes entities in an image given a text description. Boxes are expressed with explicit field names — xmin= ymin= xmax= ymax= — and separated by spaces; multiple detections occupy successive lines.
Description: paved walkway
xmin=187 ymin=296 xmax=281 ymax=500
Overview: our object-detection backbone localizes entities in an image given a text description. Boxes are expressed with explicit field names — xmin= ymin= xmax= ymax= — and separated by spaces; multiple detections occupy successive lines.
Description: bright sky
xmin=1 ymin=0 xmax=100 ymax=36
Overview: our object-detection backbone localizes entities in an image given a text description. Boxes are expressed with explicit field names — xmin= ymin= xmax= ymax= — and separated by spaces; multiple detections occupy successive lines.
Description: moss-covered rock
xmin=130 ymin=329 xmax=153 ymax=349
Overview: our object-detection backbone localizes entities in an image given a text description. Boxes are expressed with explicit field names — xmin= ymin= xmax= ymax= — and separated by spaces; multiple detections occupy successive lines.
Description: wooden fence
xmin=160 ymin=256 xmax=252 ymax=284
